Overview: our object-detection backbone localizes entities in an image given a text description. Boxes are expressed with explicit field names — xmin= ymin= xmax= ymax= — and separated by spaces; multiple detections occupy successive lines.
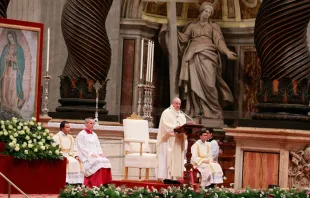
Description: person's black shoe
xmin=205 ymin=184 xmax=216 ymax=189
xmin=163 ymin=179 xmax=181 ymax=184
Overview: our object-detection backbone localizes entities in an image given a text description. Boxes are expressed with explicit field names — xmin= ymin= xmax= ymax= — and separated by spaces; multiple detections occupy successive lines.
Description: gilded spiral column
xmin=57 ymin=0 xmax=113 ymax=117
xmin=0 ymin=0 xmax=10 ymax=18
xmin=253 ymin=0 xmax=310 ymax=121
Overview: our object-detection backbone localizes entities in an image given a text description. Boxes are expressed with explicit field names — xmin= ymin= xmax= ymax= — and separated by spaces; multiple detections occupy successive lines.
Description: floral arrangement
xmin=59 ymin=184 xmax=310 ymax=198
xmin=0 ymin=117 xmax=62 ymax=160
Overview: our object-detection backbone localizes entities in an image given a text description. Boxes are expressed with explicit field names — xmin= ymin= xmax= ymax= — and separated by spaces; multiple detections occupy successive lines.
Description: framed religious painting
xmin=0 ymin=18 xmax=43 ymax=121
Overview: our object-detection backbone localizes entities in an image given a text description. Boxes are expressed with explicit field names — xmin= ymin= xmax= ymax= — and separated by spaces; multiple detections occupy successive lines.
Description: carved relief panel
xmin=289 ymin=147 xmax=310 ymax=189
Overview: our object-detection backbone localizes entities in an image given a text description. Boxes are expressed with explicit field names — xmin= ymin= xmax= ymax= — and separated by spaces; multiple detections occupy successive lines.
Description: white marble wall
xmin=7 ymin=0 xmax=122 ymax=116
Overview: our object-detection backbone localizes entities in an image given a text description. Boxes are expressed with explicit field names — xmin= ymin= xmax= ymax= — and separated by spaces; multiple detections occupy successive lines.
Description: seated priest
xmin=76 ymin=118 xmax=112 ymax=187
xmin=52 ymin=121 xmax=84 ymax=184
xmin=191 ymin=128 xmax=223 ymax=188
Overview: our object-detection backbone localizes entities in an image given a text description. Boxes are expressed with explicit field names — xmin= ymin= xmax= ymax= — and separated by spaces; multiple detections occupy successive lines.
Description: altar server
xmin=76 ymin=118 xmax=112 ymax=187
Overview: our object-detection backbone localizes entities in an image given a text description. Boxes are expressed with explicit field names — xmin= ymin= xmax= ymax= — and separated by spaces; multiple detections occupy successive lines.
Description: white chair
xmin=123 ymin=119 xmax=157 ymax=180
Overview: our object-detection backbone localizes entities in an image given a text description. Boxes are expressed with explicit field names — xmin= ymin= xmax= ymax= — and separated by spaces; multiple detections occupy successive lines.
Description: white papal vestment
xmin=156 ymin=105 xmax=187 ymax=179
xmin=53 ymin=131 xmax=84 ymax=184
xmin=76 ymin=130 xmax=111 ymax=177
xmin=191 ymin=139 xmax=223 ymax=187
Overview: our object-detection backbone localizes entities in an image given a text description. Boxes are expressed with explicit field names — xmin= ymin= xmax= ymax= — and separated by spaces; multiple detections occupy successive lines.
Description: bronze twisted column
xmin=0 ymin=0 xmax=10 ymax=18
xmin=56 ymin=0 xmax=113 ymax=117
xmin=253 ymin=0 xmax=310 ymax=121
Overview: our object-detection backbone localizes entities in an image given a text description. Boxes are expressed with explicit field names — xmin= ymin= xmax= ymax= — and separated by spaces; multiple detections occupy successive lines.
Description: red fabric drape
xmin=84 ymin=168 xmax=112 ymax=188
xmin=0 ymin=155 xmax=66 ymax=194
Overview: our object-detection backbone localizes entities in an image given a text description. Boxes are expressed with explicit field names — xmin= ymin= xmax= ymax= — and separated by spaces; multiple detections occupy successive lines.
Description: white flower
xmin=19 ymin=122 xmax=23 ymax=126
xmin=9 ymin=135 xmax=14 ymax=140
xmin=43 ymin=132 xmax=47 ymax=136
xmin=23 ymin=126 xmax=28 ymax=130
xmin=14 ymin=146 xmax=20 ymax=151
xmin=13 ymin=133 xmax=18 ymax=137
xmin=1 ymin=125 xmax=5 ymax=129
xmin=8 ymin=142 xmax=15 ymax=148
xmin=31 ymin=117 xmax=36 ymax=122
xmin=24 ymin=150 xmax=28 ymax=154
xmin=28 ymin=143 xmax=33 ymax=148
xmin=25 ymin=135 xmax=30 ymax=140
xmin=38 ymin=142 xmax=43 ymax=146
xmin=37 ymin=122 xmax=42 ymax=126
xmin=34 ymin=148 xmax=38 ymax=152
xmin=52 ymin=143 xmax=57 ymax=147
xmin=0 ymin=132 xmax=3 ymax=136
xmin=29 ymin=121 xmax=34 ymax=126
xmin=55 ymin=150 xmax=60 ymax=155
xmin=0 ymin=121 xmax=4 ymax=125
xmin=48 ymin=151 xmax=52 ymax=154
xmin=33 ymin=139 xmax=37 ymax=143
xmin=40 ymin=146 xmax=46 ymax=150
xmin=47 ymin=136 xmax=51 ymax=140
xmin=3 ymin=131 xmax=8 ymax=136
xmin=22 ymin=142 xmax=27 ymax=148
xmin=37 ymin=135 xmax=41 ymax=139
xmin=45 ymin=129 xmax=49 ymax=133
xmin=17 ymin=126 xmax=21 ymax=130
xmin=37 ymin=126 xmax=42 ymax=130
xmin=41 ymin=139 xmax=46 ymax=143
xmin=33 ymin=134 xmax=37 ymax=138
xmin=8 ymin=125 xmax=13 ymax=129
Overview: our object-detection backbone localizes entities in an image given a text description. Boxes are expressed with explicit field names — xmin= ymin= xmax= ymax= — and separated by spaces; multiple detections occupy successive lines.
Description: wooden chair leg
xmin=139 ymin=168 xmax=142 ymax=180
xmin=145 ymin=168 xmax=150 ymax=180
xmin=124 ymin=167 xmax=128 ymax=180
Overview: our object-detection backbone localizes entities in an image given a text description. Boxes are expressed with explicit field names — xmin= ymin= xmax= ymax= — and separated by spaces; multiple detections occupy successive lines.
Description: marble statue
xmin=159 ymin=2 xmax=237 ymax=119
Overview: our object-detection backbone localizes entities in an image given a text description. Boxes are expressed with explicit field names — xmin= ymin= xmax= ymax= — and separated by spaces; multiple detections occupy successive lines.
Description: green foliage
xmin=59 ymin=184 xmax=310 ymax=198
xmin=0 ymin=117 xmax=63 ymax=160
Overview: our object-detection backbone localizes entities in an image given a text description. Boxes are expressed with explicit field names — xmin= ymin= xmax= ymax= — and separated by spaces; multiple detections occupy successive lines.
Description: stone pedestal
xmin=198 ymin=118 xmax=224 ymax=128
xmin=56 ymin=76 xmax=109 ymax=118
xmin=225 ymin=127 xmax=310 ymax=189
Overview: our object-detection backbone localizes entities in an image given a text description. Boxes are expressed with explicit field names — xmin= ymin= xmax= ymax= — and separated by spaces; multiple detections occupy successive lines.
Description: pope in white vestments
xmin=191 ymin=128 xmax=223 ymax=187
xmin=52 ymin=121 xmax=84 ymax=184
xmin=76 ymin=118 xmax=112 ymax=187
xmin=157 ymin=97 xmax=187 ymax=180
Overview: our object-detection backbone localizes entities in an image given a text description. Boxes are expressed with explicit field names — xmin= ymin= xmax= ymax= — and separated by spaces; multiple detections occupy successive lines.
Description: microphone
xmin=180 ymin=110 xmax=194 ymax=122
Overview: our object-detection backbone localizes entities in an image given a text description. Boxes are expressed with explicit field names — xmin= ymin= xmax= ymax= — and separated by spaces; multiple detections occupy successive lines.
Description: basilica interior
xmin=0 ymin=0 xmax=310 ymax=192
